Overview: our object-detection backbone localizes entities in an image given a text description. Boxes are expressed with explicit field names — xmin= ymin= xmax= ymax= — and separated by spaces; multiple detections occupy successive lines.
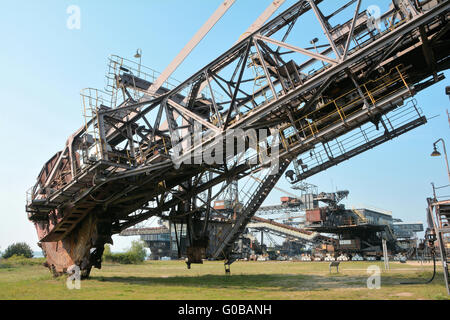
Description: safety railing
xmin=292 ymin=98 xmax=423 ymax=177
xmin=135 ymin=136 xmax=171 ymax=165
xmin=81 ymin=88 xmax=111 ymax=162
xmin=106 ymin=55 xmax=224 ymax=105
xmin=278 ymin=65 xmax=410 ymax=149
xmin=81 ymin=87 xmax=156 ymax=167
xmin=106 ymin=55 xmax=183 ymax=103
xmin=350 ymin=8 xmax=411 ymax=55
xmin=26 ymin=187 xmax=35 ymax=207
xmin=355 ymin=205 xmax=393 ymax=217
xmin=432 ymin=184 xmax=450 ymax=202
xmin=248 ymin=52 xmax=272 ymax=106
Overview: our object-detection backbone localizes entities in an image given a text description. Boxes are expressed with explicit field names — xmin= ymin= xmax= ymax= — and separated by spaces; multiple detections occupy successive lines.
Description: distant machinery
xmin=121 ymin=224 xmax=177 ymax=260
xmin=304 ymin=203 xmax=424 ymax=257
xmin=247 ymin=184 xmax=347 ymax=256
xmin=392 ymin=222 xmax=424 ymax=239
xmin=26 ymin=0 xmax=449 ymax=276
xmin=122 ymin=187 xmax=424 ymax=261
xmin=251 ymin=186 xmax=424 ymax=259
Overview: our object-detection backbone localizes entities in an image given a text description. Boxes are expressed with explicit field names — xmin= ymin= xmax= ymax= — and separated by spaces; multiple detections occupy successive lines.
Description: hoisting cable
xmin=400 ymin=228 xmax=437 ymax=285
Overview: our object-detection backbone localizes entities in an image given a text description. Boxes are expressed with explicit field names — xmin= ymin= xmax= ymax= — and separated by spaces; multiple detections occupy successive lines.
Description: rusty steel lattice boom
xmin=26 ymin=0 xmax=449 ymax=277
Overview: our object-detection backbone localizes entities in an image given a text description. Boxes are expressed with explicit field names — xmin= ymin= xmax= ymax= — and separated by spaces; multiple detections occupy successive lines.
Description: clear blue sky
xmin=0 ymin=0 xmax=448 ymax=252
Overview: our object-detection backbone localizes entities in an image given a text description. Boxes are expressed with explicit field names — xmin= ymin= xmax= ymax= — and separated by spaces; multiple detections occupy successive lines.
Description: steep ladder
xmin=435 ymin=200 xmax=450 ymax=295
xmin=212 ymin=158 xmax=291 ymax=262
xmin=429 ymin=199 xmax=450 ymax=295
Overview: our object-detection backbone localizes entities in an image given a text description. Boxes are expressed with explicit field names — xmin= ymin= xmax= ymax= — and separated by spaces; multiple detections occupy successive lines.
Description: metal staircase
xmin=352 ymin=208 xmax=368 ymax=224
xmin=212 ymin=158 xmax=291 ymax=262
xmin=248 ymin=216 xmax=331 ymax=243
xmin=428 ymin=198 xmax=450 ymax=295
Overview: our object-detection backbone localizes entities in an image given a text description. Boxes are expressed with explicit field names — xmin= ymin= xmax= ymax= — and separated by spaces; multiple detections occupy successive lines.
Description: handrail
xmin=352 ymin=207 xmax=368 ymax=224
xmin=279 ymin=65 xmax=409 ymax=145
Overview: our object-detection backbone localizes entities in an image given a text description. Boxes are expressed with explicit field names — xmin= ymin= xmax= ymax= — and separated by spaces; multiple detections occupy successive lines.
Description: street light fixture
xmin=431 ymin=146 xmax=441 ymax=157
xmin=310 ymin=38 xmax=325 ymax=67
xmin=431 ymin=138 xmax=450 ymax=184
xmin=134 ymin=49 xmax=142 ymax=77
xmin=134 ymin=49 xmax=142 ymax=59
xmin=310 ymin=38 xmax=319 ymax=46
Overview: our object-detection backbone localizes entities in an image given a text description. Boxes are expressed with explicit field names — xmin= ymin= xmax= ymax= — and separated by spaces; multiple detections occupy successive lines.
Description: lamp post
xmin=134 ymin=49 xmax=142 ymax=77
xmin=446 ymin=87 xmax=450 ymax=129
xmin=431 ymin=182 xmax=437 ymax=200
xmin=431 ymin=138 xmax=450 ymax=184
xmin=310 ymin=37 xmax=325 ymax=67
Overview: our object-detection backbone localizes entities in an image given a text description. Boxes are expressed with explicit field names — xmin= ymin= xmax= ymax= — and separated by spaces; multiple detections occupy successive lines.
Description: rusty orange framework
xmin=26 ymin=0 xmax=449 ymax=277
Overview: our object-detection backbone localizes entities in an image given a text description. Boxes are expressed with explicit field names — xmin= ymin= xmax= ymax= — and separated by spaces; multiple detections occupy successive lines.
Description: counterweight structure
xmin=26 ymin=0 xmax=450 ymax=277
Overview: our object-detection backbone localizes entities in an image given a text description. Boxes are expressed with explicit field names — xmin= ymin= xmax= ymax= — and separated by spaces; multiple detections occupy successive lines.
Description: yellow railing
xmin=136 ymin=137 xmax=171 ymax=164
xmin=157 ymin=65 xmax=409 ymax=168
xmin=279 ymin=65 xmax=410 ymax=148
xmin=81 ymin=88 xmax=105 ymax=161
xmin=352 ymin=208 xmax=368 ymax=224
xmin=386 ymin=9 xmax=409 ymax=32
xmin=248 ymin=52 xmax=270 ymax=105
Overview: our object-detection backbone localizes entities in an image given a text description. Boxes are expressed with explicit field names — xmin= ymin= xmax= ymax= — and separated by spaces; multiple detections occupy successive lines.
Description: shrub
xmin=104 ymin=252 xmax=141 ymax=264
xmin=102 ymin=241 xmax=147 ymax=264
xmin=103 ymin=244 xmax=112 ymax=261
xmin=109 ymin=252 xmax=140 ymax=264
xmin=2 ymin=243 xmax=33 ymax=259
xmin=129 ymin=240 xmax=147 ymax=262
xmin=2 ymin=255 xmax=45 ymax=266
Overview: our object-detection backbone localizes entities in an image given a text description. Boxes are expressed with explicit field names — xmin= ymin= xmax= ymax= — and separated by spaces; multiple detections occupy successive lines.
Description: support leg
xmin=225 ymin=263 xmax=231 ymax=275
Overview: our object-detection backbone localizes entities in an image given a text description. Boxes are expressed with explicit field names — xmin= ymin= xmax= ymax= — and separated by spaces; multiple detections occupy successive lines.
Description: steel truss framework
xmin=26 ymin=0 xmax=450 ymax=276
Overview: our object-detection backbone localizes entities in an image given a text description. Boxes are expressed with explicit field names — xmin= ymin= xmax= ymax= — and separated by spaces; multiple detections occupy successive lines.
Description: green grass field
xmin=0 ymin=259 xmax=448 ymax=300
